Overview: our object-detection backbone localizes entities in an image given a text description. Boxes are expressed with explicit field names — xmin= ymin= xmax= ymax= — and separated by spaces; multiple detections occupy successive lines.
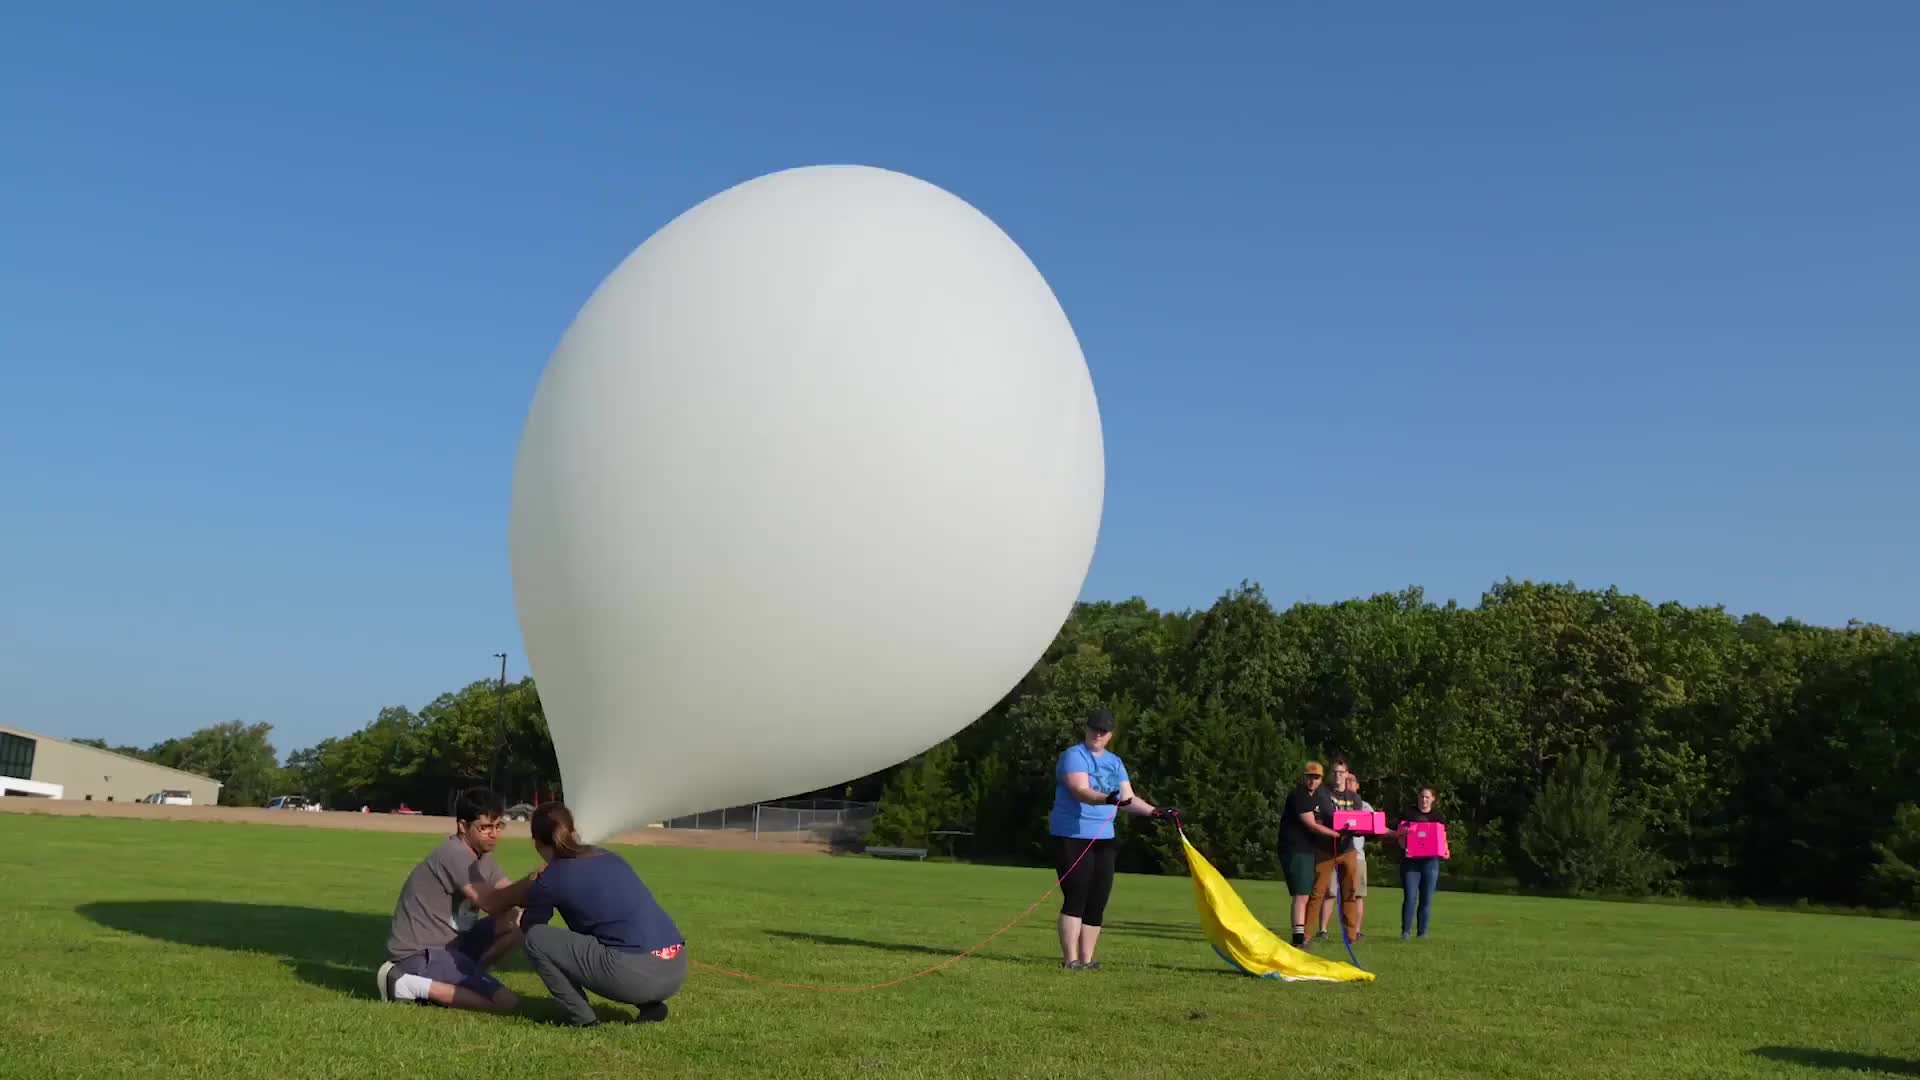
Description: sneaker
xmin=1080 ymin=961 xmax=1101 ymax=972
xmin=1291 ymin=932 xmax=1306 ymax=947
xmin=376 ymin=960 xmax=399 ymax=1002
xmin=634 ymin=1002 xmax=669 ymax=1024
xmin=1316 ymin=930 xmax=1329 ymax=941
xmin=1060 ymin=960 xmax=1084 ymax=969
xmin=1354 ymin=933 xmax=1366 ymax=943
xmin=1401 ymin=932 xmax=1410 ymax=941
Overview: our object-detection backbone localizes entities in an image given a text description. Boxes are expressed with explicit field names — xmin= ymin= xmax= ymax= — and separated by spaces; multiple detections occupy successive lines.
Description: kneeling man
xmin=377 ymin=789 xmax=523 ymax=1012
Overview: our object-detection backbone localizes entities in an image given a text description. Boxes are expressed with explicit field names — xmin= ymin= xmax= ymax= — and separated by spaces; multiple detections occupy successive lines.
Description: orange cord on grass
xmin=689 ymin=836 xmax=1100 ymax=991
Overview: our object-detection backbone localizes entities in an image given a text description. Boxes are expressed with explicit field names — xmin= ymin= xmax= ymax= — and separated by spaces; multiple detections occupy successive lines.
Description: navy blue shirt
xmin=521 ymin=849 xmax=684 ymax=954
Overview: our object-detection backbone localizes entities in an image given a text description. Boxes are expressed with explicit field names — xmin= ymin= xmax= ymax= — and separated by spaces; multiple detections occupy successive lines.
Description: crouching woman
xmin=465 ymin=803 xmax=687 ymax=1027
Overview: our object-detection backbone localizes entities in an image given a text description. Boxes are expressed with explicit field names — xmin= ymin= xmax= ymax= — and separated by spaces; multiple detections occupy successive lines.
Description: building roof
xmin=0 ymin=723 xmax=224 ymax=788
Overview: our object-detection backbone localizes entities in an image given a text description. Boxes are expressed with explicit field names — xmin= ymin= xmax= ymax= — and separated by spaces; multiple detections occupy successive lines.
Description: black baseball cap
xmin=1086 ymin=709 xmax=1115 ymax=733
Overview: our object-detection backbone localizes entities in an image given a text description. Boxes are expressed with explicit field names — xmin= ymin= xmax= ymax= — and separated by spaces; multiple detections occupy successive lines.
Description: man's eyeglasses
xmin=470 ymin=821 xmax=505 ymax=834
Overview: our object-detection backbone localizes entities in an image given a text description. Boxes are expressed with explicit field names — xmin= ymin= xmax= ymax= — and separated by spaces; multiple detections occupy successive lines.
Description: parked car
xmin=505 ymin=803 xmax=534 ymax=822
xmin=154 ymin=790 xmax=192 ymax=806
xmin=264 ymin=795 xmax=310 ymax=810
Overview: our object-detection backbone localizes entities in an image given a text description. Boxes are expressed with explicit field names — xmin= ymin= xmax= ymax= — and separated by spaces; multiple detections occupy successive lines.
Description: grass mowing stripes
xmin=1 ymin=815 xmax=1915 ymax=1079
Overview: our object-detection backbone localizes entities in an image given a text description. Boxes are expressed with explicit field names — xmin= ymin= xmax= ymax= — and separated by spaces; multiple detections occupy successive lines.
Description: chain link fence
xmin=660 ymin=798 xmax=877 ymax=843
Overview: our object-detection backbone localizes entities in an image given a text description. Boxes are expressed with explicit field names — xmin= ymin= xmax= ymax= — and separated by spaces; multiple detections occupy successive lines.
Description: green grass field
xmin=2 ymin=816 xmax=1915 ymax=1080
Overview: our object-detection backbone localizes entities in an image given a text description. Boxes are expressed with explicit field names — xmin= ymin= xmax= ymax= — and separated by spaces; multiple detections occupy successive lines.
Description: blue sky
xmin=3 ymin=4 xmax=1914 ymax=757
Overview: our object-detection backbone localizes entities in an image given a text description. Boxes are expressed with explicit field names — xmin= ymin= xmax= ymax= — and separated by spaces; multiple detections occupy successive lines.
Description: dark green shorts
xmin=1284 ymin=851 xmax=1317 ymax=896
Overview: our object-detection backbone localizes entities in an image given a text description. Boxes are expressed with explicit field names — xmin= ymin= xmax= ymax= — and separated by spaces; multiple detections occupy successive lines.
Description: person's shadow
xmin=1748 ymin=1047 xmax=1920 ymax=1076
xmin=79 ymin=900 xmax=391 ymax=999
xmin=74 ymin=900 xmax=613 ymax=1023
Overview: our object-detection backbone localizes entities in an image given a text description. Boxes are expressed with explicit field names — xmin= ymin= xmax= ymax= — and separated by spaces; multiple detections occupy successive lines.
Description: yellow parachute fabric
xmin=1179 ymin=831 xmax=1375 ymax=983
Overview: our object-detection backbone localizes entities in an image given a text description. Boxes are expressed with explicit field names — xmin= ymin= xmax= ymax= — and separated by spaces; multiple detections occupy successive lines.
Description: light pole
xmin=490 ymin=652 xmax=508 ymax=796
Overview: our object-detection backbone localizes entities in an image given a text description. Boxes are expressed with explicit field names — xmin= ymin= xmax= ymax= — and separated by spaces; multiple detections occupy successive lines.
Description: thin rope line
xmin=689 ymin=836 xmax=1102 ymax=992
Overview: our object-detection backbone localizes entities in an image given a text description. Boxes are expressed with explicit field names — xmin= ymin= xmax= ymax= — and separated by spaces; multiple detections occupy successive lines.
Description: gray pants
xmin=523 ymin=923 xmax=687 ymax=1025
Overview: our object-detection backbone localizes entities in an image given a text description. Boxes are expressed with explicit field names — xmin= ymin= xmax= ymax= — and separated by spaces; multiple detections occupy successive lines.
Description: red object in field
xmin=1404 ymin=821 xmax=1450 ymax=858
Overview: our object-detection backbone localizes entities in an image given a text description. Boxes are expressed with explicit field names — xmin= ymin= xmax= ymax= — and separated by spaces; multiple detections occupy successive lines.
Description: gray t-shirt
xmin=385 ymin=835 xmax=507 ymax=961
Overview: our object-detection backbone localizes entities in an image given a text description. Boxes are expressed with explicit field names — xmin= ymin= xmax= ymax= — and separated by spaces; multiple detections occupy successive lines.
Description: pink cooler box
xmin=1333 ymin=809 xmax=1388 ymax=835
xmin=1403 ymin=822 xmax=1450 ymax=859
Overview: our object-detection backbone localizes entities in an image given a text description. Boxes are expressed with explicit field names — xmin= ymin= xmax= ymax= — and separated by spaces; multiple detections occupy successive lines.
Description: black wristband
xmin=1104 ymin=792 xmax=1119 ymax=805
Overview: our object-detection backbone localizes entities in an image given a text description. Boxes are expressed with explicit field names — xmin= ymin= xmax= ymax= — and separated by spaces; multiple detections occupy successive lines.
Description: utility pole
xmin=490 ymin=653 xmax=508 ymax=796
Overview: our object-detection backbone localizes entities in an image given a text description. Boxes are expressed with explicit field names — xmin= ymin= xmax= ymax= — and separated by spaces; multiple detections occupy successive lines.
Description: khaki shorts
xmin=1350 ymin=858 xmax=1368 ymax=898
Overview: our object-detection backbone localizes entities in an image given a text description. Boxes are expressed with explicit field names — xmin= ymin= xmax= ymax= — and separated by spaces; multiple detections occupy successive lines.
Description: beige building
xmin=0 ymin=724 xmax=223 ymax=805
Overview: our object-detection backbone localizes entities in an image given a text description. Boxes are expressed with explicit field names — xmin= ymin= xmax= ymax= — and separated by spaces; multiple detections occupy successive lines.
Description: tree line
xmin=83 ymin=677 xmax=563 ymax=815
xmin=89 ymin=577 xmax=1918 ymax=910
xmin=865 ymin=579 xmax=1918 ymax=911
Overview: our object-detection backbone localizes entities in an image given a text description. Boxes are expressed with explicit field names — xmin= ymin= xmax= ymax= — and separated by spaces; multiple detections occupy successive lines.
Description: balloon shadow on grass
xmin=1748 ymin=1048 xmax=1920 ymax=1076
xmin=73 ymin=900 xmax=609 ymax=1022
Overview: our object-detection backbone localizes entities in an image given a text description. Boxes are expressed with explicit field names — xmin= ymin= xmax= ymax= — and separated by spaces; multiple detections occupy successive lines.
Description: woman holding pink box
xmin=1395 ymin=787 xmax=1446 ymax=940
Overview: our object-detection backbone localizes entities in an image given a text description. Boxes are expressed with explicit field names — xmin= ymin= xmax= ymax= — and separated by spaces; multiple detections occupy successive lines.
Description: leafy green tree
xmin=1868 ymin=803 xmax=1920 ymax=912
xmin=1138 ymin=691 xmax=1303 ymax=878
xmin=72 ymin=738 xmax=153 ymax=760
xmin=865 ymin=741 xmax=962 ymax=849
xmin=1515 ymin=748 xmax=1668 ymax=897
xmin=148 ymin=720 xmax=282 ymax=807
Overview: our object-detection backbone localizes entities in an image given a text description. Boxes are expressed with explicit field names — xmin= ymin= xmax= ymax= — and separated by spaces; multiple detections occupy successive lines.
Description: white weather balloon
xmin=508 ymin=165 xmax=1104 ymax=842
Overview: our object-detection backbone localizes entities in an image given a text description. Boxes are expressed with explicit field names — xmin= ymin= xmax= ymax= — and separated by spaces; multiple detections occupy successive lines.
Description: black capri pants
xmin=1057 ymin=836 xmax=1119 ymax=926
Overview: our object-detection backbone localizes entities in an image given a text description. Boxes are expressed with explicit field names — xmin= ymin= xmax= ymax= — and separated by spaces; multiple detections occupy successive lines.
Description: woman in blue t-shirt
xmin=1049 ymin=708 xmax=1172 ymax=970
xmin=465 ymin=802 xmax=686 ymax=1027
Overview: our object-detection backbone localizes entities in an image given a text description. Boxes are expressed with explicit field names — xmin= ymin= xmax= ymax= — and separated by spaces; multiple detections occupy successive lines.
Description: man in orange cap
xmin=1279 ymin=760 xmax=1343 ymax=947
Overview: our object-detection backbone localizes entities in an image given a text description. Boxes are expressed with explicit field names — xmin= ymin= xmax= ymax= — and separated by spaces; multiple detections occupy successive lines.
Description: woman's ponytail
xmin=530 ymin=802 xmax=588 ymax=858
